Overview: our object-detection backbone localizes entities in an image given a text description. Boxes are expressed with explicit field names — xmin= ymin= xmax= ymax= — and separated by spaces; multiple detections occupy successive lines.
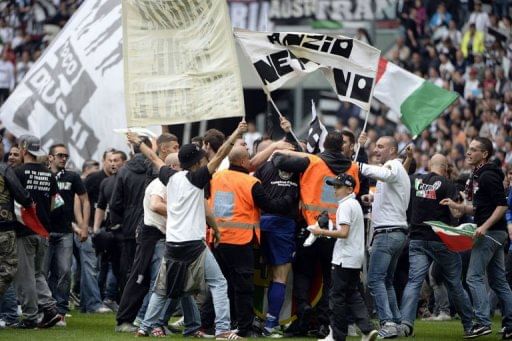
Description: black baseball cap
xmin=326 ymin=173 xmax=355 ymax=188
xmin=179 ymin=143 xmax=207 ymax=169
xmin=18 ymin=135 xmax=46 ymax=157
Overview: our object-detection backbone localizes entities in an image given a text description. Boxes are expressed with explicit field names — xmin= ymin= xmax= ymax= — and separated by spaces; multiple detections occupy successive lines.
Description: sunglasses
xmin=53 ymin=153 xmax=69 ymax=159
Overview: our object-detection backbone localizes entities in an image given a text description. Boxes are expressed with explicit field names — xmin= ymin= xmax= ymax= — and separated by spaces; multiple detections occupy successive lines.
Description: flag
xmin=0 ymin=0 xmax=129 ymax=170
xmin=122 ymin=0 xmax=245 ymax=127
xmin=424 ymin=221 xmax=476 ymax=252
xmin=374 ymin=58 xmax=459 ymax=137
xmin=15 ymin=203 xmax=49 ymax=238
xmin=306 ymin=101 xmax=328 ymax=153
xmin=235 ymin=30 xmax=380 ymax=111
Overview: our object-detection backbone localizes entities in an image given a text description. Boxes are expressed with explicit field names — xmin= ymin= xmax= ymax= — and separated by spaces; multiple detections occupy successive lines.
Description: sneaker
xmin=13 ymin=320 xmax=38 ymax=329
xmin=215 ymin=330 xmax=244 ymax=340
xmin=262 ymin=326 xmax=283 ymax=338
xmin=115 ymin=322 xmax=138 ymax=333
xmin=186 ymin=330 xmax=215 ymax=338
xmin=38 ymin=309 xmax=61 ymax=329
xmin=362 ymin=330 xmax=379 ymax=341
xmin=377 ymin=322 xmax=398 ymax=339
xmin=464 ymin=324 xmax=492 ymax=339
xmin=136 ymin=329 xmax=149 ymax=337
xmin=0 ymin=320 xmax=5 ymax=329
xmin=151 ymin=326 xmax=167 ymax=337
xmin=348 ymin=323 xmax=358 ymax=337
xmin=397 ymin=324 xmax=413 ymax=337
xmin=170 ymin=316 xmax=185 ymax=329
xmin=92 ymin=305 xmax=112 ymax=314
xmin=317 ymin=326 xmax=333 ymax=341
xmin=433 ymin=311 xmax=451 ymax=321
xmin=56 ymin=316 xmax=67 ymax=327
xmin=162 ymin=324 xmax=182 ymax=334
xmin=103 ymin=299 xmax=119 ymax=313
xmin=502 ymin=328 xmax=512 ymax=340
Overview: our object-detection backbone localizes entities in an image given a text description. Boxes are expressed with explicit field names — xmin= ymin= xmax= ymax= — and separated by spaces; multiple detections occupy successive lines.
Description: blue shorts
xmin=260 ymin=215 xmax=296 ymax=266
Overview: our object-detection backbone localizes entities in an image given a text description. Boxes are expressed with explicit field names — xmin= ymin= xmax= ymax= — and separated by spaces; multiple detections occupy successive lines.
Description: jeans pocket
xmin=0 ymin=231 xmax=15 ymax=256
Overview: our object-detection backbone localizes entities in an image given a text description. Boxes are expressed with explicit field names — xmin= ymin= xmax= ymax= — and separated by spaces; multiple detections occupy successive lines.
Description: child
xmin=309 ymin=173 xmax=377 ymax=341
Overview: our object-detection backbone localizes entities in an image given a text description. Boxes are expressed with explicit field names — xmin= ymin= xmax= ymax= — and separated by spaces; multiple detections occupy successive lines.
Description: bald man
xmin=116 ymin=154 xmax=182 ymax=330
xmin=208 ymin=146 xmax=295 ymax=337
xmin=398 ymin=153 xmax=474 ymax=337
xmin=357 ymin=136 xmax=411 ymax=338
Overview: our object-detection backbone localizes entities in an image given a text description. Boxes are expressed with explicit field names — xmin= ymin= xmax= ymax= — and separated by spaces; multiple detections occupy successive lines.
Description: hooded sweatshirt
xmin=109 ymin=154 xmax=149 ymax=239
xmin=318 ymin=151 xmax=352 ymax=175
xmin=470 ymin=162 xmax=507 ymax=231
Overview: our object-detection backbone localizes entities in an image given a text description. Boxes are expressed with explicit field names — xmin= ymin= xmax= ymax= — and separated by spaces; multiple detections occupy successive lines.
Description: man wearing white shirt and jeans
xmin=359 ymin=136 xmax=411 ymax=339
xmin=128 ymin=121 xmax=247 ymax=340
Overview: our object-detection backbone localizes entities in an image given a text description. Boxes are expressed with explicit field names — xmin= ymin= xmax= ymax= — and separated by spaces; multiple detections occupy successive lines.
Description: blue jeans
xmin=141 ymin=248 xmax=231 ymax=335
xmin=136 ymin=240 xmax=165 ymax=321
xmin=467 ymin=230 xmax=512 ymax=328
xmin=400 ymin=240 xmax=473 ymax=331
xmin=104 ymin=263 xmax=118 ymax=301
xmin=0 ymin=283 xmax=19 ymax=324
xmin=74 ymin=235 xmax=103 ymax=312
xmin=44 ymin=232 xmax=73 ymax=314
xmin=368 ymin=230 xmax=406 ymax=324
xmin=141 ymin=294 xmax=200 ymax=335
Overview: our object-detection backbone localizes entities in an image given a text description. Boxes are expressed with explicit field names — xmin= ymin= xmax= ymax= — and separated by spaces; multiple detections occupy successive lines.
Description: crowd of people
xmin=0 ymin=0 xmax=512 ymax=341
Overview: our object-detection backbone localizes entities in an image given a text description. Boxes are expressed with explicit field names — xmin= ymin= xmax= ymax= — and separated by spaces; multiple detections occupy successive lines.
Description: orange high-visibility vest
xmin=300 ymin=154 xmax=360 ymax=225
xmin=208 ymin=169 xmax=261 ymax=245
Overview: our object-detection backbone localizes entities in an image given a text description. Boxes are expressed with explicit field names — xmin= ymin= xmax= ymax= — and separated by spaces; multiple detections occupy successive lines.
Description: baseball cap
xmin=326 ymin=173 xmax=355 ymax=188
xmin=178 ymin=143 xmax=206 ymax=169
xmin=18 ymin=135 xmax=46 ymax=157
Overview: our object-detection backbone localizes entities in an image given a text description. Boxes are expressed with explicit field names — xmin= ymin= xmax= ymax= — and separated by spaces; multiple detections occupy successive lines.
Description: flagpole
xmin=266 ymin=91 xmax=304 ymax=151
xmin=353 ymin=109 xmax=369 ymax=160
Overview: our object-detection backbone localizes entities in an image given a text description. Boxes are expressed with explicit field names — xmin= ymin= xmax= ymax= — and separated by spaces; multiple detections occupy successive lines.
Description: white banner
xmin=235 ymin=30 xmax=380 ymax=111
xmin=122 ymin=0 xmax=245 ymax=127
xmin=0 ymin=0 xmax=129 ymax=169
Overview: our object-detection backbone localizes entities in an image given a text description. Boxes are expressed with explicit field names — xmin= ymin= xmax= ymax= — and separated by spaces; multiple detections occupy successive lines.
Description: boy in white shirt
xmin=309 ymin=173 xmax=377 ymax=341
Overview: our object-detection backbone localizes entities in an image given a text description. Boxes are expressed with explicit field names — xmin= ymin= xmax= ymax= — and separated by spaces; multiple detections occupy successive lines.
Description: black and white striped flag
xmin=306 ymin=101 xmax=328 ymax=154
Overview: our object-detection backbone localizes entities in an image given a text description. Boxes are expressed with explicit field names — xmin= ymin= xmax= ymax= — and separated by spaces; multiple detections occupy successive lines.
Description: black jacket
xmin=109 ymin=154 xmax=148 ymax=239
xmin=472 ymin=162 xmax=508 ymax=231
xmin=255 ymin=153 xmax=309 ymax=219
xmin=0 ymin=163 xmax=32 ymax=230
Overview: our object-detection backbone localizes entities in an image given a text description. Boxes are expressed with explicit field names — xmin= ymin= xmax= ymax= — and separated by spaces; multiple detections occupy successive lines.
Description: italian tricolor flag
xmin=374 ymin=58 xmax=459 ymax=137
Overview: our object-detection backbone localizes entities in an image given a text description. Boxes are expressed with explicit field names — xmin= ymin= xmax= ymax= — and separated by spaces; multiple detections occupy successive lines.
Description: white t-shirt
xmin=159 ymin=166 xmax=211 ymax=243
xmin=332 ymin=193 xmax=365 ymax=269
xmin=143 ymin=178 xmax=167 ymax=234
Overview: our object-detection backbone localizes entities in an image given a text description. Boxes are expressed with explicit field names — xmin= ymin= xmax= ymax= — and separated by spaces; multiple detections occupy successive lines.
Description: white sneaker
xmin=433 ymin=311 xmax=451 ymax=321
xmin=93 ymin=306 xmax=112 ymax=313
xmin=303 ymin=223 xmax=319 ymax=247
xmin=56 ymin=316 xmax=67 ymax=327
xmin=318 ymin=326 xmax=334 ymax=341
xmin=377 ymin=322 xmax=398 ymax=339
xmin=170 ymin=316 xmax=184 ymax=328
xmin=0 ymin=319 xmax=6 ymax=328
xmin=348 ymin=323 xmax=359 ymax=336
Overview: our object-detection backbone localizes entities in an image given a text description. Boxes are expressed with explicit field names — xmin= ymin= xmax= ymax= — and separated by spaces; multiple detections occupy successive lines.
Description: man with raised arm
xmin=127 ymin=121 xmax=247 ymax=340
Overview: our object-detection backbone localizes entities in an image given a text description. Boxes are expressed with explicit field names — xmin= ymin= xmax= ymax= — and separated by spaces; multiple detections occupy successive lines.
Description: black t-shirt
xmin=158 ymin=166 xmax=211 ymax=189
xmin=254 ymin=157 xmax=303 ymax=219
xmin=50 ymin=170 xmax=87 ymax=233
xmin=84 ymin=170 xmax=108 ymax=226
xmin=15 ymin=163 xmax=58 ymax=235
xmin=96 ymin=175 xmax=117 ymax=227
xmin=472 ymin=166 xmax=508 ymax=231
xmin=409 ymin=172 xmax=458 ymax=241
